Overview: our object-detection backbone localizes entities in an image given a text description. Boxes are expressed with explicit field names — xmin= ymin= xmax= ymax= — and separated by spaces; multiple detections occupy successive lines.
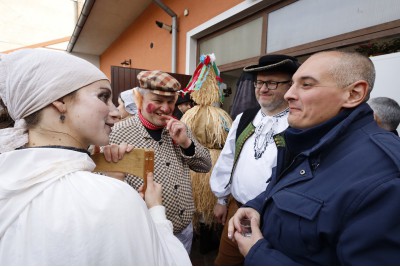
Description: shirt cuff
xmin=149 ymin=205 xmax=167 ymax=222
xmin=217 ymin=197 xmax=228 ymax=205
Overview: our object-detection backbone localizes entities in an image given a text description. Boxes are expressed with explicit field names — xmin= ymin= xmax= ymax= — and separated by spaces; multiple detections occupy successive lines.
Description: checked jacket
xmin=109 ymin=116 xmax=212 ymax=234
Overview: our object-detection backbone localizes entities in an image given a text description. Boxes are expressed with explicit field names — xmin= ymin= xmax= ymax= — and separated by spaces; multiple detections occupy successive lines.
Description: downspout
xmin=67 ymin=0 xmax=96 ymax=53
xmin=153 ymin=0 xmax=177 ymax=73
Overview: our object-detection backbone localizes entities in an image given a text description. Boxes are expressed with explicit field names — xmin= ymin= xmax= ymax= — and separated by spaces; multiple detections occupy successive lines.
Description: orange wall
xmin=100 ymin=0 xmax=242 ymax=78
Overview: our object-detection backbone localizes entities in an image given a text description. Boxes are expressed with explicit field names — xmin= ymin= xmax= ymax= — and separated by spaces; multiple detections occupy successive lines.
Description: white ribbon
xmin=0 ymin=119 xmax=28 ymax=153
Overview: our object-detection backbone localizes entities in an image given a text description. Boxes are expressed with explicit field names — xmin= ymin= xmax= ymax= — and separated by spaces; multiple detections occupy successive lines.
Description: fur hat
xmin=243 ymin=54 xmax=300 ymax=74
xmin=175 ymin=93 xmax=192 ymax=106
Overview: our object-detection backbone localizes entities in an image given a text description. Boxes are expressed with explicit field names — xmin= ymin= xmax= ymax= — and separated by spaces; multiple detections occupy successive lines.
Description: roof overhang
xmin=68 ymin=0 xmax=152 ymax=55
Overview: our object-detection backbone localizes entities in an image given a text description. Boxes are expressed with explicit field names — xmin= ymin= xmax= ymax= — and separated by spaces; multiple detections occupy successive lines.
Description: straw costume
xmin=180 ymin=54 xmax=232 ymax=228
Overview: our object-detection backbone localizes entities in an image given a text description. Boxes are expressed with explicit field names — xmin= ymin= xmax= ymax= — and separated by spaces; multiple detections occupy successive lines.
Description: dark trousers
xmin=214 ymin=199 xmax=244 ymax=265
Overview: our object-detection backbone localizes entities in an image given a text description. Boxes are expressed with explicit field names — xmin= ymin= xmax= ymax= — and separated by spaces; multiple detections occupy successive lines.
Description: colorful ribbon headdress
xmin=182 ymin=53 xmax=223 ymax=105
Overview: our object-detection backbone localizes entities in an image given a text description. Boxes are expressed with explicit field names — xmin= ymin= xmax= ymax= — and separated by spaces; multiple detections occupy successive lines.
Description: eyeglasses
xmin=254 ymin=80 xmax=292 ymax=90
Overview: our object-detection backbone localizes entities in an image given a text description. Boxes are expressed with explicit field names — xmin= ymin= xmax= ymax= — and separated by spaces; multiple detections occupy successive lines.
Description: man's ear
xmin=342 ymin=81 xmax=369 ymax=108
xmin=52 ymin=99 xmax=66 ymax=113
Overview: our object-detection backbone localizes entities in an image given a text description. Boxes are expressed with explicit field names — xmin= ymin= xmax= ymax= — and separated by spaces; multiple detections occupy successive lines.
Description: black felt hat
xmin=175 ymin=93 xmax=192 ymax=106
xmin=243 ymin=54 xmax=300 ymax=74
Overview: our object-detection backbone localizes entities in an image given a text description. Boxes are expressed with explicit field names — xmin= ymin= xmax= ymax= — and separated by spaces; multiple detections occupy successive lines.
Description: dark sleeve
xmin=181 ymin=129 xmax=212 ymax=173
xmin=243 ymin=189 xmax=268 ymax=213
xmin=245 ymin=239 xmax=301 ymax=265
xmin=181 ymin=141 xmax=195 ymax=156
xmin=336 ymin=175 xmax=400 ymax=265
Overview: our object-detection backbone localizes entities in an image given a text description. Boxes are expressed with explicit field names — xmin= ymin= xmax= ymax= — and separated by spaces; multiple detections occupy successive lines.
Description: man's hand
xmin=214 ymin=203 xmax=228 ymax=225
xmin=138 ymin=172 xmax=162 ymax=209
xmin=228 ymin=207 xmax=260 ymax=241
xmin=163 ymin=115 xmax=192 ymax=148
xmin=234 ymin=217 xmax=264 ymax=257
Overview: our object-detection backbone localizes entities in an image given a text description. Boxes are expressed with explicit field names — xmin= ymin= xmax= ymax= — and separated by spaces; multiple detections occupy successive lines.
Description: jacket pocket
xmin=273 ymin=188 xmax=323 ymax=220
xmin=268 ymin=189 xmax=324 ymax=254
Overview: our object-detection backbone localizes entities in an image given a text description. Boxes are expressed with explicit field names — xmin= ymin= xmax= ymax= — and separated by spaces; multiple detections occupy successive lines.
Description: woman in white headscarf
xmin=117 ymin=89 xmax=138 ymax=120
xmin=0 ymin=49 xmax=191 ymax=265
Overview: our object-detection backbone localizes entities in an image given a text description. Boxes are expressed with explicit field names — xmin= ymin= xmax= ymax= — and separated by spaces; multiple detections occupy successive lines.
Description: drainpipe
xmin=67 ymin=0 xmax=95 ymax=53
xmin=72 ymin=0 xmax=78 ymax=23
xmin=153 ymin=0 xmax=177 ymax=73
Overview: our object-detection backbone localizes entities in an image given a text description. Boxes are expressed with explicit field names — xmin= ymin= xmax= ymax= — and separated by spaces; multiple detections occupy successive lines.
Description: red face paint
xmin=146 ymin=103 xmax=156 ymax=114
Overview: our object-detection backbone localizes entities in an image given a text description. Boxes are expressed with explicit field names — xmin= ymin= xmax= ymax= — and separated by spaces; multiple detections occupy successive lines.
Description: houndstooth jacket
xmin=109 ymin=116 xmax=212 ymax=234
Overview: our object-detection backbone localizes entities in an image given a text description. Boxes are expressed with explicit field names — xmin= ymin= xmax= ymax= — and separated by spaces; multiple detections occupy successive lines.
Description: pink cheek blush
xmin=146 ymin=103 xmax=156 ymax=113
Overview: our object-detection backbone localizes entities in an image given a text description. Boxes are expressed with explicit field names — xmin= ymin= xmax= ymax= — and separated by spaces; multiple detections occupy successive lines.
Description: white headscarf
xmin=0 ymin=49 xmax=108 ymax=153
xmin=120 ymin=89 xmax=137 ymax=115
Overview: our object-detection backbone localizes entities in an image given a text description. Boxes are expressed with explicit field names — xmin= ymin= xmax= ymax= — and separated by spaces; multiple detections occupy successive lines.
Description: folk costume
xmin=180 ymin=53 xmax=232 ymax=228
xmin=109 ymin=70 xmax=212 ymax=253
xmin=0 ymin=49 xmax=191 ymax=265
xmin=210 ymin=54 xmax=300 ymax=265
xmin=0 ymin=148 xmax=190 ymax=265
xmin=210 ymin=108 xmax=289 ymax=205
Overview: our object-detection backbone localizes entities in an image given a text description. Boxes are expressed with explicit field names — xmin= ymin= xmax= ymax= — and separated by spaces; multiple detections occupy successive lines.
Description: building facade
xmin=68 ymin=0 xmax=400 ymax=115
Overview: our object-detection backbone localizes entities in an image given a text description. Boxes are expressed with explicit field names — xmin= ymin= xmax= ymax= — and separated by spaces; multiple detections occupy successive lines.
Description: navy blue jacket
xmin=245 ymin=103 xmax=400 ymax=265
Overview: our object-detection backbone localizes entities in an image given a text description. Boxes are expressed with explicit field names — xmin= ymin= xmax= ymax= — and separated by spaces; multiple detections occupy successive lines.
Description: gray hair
xmin=314 ymin=51 xmax=376 ymax=101
xmin=368 ymin=97 xmax=400 ymax=131
xmin=136 ymin=87 xmax=151 ymax=96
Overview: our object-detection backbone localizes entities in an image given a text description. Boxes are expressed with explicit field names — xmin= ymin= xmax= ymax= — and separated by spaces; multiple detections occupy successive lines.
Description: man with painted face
xmin=109 ymin=70 xmax=212 ymax=253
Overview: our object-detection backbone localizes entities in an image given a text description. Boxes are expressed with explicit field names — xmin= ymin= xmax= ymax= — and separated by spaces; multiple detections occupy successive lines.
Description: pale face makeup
xmin=63 ymin=80 xmax=119 ymax=147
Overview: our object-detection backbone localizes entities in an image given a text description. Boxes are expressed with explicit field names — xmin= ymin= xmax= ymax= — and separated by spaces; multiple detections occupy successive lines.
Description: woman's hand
xmin=101 ymin=142 xmax=134 ymax=162
xmin=138 ymin=172 xmax=162 ymax=209
xmin=93 ymin=143 xmax=134 ymax=181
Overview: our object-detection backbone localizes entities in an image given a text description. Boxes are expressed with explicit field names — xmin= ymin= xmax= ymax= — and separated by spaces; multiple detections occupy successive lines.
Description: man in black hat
xmin=173 ymin=93 xmax=193 ymax=120
xmin=210 ymin=54 xmax=300 ymax=265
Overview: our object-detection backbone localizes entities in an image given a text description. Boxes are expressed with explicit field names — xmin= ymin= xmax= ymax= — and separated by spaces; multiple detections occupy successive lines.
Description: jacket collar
xmin=284 ymin=103 xmax=374 ymax=157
